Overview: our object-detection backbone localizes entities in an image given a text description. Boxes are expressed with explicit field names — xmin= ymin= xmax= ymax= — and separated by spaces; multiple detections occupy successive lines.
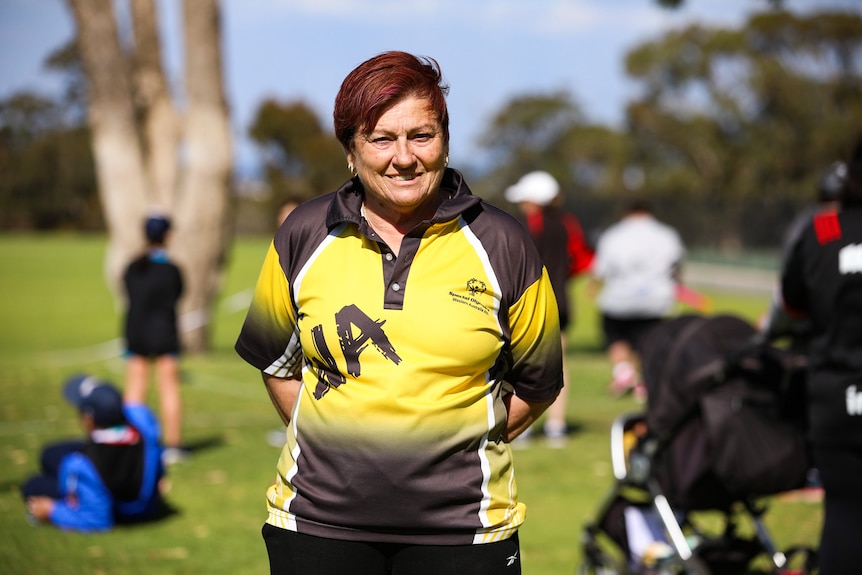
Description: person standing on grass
xmin=591 ymin=200 xmax=685 ymax=401
xmin=21 ymin=374 xmax=167 ymax=531
xmin=768 ymin=135 xmax=862 ymax=575
xmin=236 ymin=51 xmax=562 ymax=574
xmin=122 ymin=214 xmax=187 ymax=465
xmin=505 ymin=170 xmax=594 ymax=446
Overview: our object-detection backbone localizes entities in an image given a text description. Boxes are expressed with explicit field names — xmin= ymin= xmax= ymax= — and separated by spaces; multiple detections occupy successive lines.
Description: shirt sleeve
xmin=780 ymin=228 xmax=810 ymax=317
xmin=506 ymin=267 xmax=564 ymax=404
xmin=235 ymin=242 xmax=302 ymax=377
xmin=50 ymin=453 xmax=114 ymax=532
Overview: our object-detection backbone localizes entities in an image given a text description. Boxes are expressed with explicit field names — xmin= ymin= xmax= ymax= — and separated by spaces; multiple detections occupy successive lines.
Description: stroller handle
xmin=610 ymin=412 xmax=646 ymax=481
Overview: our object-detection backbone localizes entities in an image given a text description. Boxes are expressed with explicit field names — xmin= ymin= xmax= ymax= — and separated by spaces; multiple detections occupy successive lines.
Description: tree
xmin=476 ymin=91 xmax=585 ymax=197
xmin=65 ymin=0 xmax=233 ymax=352
xmin=623 ymin=10 xmax=862 ymax=248
xmin=0 ymin=92 xmax=97 ymax=229
xmin=655 ymin=0 xmax=784 ymax=8
xmin=248 ymin=99 xmax=347 ymax=205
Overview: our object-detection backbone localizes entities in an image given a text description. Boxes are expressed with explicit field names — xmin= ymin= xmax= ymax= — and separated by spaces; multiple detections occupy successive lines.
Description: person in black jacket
xmin=123 ymin=214 xmax=186 ymax=465
xmin=771 ymin=135 xmax=862 ymax=575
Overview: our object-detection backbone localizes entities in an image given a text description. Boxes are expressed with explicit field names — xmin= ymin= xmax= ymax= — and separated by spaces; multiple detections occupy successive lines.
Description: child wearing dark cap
xmin=21 ymin=375 xmax=167 ymax=531
xmin=122 ymin=214 xmax=187 ymax=465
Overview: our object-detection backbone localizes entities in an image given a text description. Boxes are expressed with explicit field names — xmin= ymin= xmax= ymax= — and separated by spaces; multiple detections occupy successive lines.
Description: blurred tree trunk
xmin=66 ymin=0 xmax=150 ymax=292
xmin=131 ymin=0 xmax=179 ymax=211
xmin=172 ymin=0 xmax=233 ymax=353
xmin=65 ymin=0 xmax=233 ymax=353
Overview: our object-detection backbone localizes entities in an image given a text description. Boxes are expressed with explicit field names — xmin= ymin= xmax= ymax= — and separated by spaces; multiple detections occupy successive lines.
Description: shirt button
xmin=385 ymin=253 xmax=394 ymax=261
xmin=392 ymin=283 xmax=401 ymax=292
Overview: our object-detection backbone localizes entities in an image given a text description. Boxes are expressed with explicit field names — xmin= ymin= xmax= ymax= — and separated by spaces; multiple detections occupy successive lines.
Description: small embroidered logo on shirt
xmin=467 ymin=278 xmax=487 ymax=295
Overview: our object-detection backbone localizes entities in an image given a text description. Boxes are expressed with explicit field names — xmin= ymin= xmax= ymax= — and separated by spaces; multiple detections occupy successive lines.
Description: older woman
xmin=236 ymin=51 xmax=563 ymax=575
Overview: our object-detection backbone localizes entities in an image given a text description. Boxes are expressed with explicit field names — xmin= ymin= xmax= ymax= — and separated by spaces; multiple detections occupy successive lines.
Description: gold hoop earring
xmin=347 ymin=162 xmax=356 ymax=175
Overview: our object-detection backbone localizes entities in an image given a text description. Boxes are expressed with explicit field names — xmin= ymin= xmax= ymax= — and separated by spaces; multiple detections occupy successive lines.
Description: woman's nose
xmin=392 ymin=138 xmax=416 ymax=166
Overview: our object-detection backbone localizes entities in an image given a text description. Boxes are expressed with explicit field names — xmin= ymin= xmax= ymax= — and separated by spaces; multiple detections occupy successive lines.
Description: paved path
xmin=685 ymin=261 xmax=777 ymax=294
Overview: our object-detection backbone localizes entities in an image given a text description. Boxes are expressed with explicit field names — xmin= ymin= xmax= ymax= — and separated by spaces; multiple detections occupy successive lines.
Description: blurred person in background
xmin=235 ymin=51 xmax=562 ymax=574
xmin=591 ymin=200 xmax=685 ymax=400
xmin=123 ymin=214 xmax=186 ymax=465
xmin=21 ymin=375 xmax=166 ymax=531
xmin=781 ymin=160 xmax=847 ymax=262
xmin=505 ymin=170 xmax=593 ymax=447
xmin=277 ymin=197 xmax=300 ymax=230
xmin=766 ymin=135 xmax=862 ymax=575
xmin=762 ymin=160 xmax=849 ymax=351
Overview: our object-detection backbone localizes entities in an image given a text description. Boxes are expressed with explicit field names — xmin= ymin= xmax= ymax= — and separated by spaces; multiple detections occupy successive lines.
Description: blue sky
xmin=1 ymin=0 xmax=858 ymax=173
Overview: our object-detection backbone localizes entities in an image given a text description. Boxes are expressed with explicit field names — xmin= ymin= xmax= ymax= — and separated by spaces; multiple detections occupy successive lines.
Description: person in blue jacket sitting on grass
xmin=21 ymin=374 xmax=168 ymax=531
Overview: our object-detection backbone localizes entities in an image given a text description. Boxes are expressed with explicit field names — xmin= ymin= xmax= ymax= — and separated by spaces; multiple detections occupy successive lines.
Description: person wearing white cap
xmin=505 ymin=171 xmax=594 ymax=446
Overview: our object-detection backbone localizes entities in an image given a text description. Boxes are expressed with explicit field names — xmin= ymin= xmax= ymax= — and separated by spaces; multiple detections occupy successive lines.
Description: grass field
xmin=0 ymin=234 xmax=821 ymax=574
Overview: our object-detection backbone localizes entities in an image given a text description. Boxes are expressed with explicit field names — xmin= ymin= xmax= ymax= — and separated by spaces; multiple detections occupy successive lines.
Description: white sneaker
xmin=162 ymin=447 xmax=190 ymax=466
xmin=543 ymin=422 xmax=568 ymax=448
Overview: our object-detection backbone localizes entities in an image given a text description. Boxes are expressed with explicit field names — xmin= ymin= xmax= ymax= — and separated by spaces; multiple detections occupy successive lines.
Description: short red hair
xmin=333 ymin=51 xmax=450 ymax=152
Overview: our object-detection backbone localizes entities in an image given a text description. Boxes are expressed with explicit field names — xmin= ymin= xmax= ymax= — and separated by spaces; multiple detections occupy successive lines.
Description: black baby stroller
xmin=579 ymin=314 xmax=817 ymax=575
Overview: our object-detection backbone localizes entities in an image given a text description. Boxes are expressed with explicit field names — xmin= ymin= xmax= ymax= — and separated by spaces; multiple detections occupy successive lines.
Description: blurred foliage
xmin=3 ymin=8 xmax=861 ymax=251
xmin=247 ymin=98 xmax=347 ymax=210
xmin=0 ymin=38 xmax=97 ymax=230
xmin=620 ymin=10 xmax=862 ymax=249
xmin=0 ymin=92 xmax=99 ymax=230
xmin=656 ymin=0 xmax=785 ymax=7
xmin=474 ymin=9 xmax=862 ymax=251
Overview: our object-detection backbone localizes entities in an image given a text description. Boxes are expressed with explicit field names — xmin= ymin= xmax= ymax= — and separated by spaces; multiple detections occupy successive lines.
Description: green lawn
xmin=0 ymin=234 xmax=820 ymax=574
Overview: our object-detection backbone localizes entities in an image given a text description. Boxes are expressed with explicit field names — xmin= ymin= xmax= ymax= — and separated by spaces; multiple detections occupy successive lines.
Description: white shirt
xmin=594 ymin=213 xmax=685 ymax=317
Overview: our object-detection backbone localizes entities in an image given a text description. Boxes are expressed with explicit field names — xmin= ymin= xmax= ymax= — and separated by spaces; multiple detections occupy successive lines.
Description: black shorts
xmin=601 ymin=314 xmax=662 ymax=353
xmin=262 ymin=524 xmax=522 ymax=575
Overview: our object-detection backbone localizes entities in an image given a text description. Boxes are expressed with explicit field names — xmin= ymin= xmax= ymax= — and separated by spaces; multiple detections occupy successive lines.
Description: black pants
xmin=262 ymin=524 xmax=521 ymax=575
xmin=601 ymin=314 xmax=661 ymax=352
xmin=813 ymin=446 xmax=862 ymax=575
xmin=20 ymin=440 xmax=86 ymax=500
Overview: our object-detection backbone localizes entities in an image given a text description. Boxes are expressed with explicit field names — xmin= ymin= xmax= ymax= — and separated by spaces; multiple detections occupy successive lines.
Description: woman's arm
xmin=262 ymin=372 xmax=302 ymax=426
xmin=503 ymin=393 xmax=557 ymax=442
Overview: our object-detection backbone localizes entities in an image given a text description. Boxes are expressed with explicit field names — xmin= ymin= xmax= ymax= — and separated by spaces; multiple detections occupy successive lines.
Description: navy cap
xmin=145 ymin=215 xmax=172 ymax=244
xmin=62 ymin=375 xmax=126 ymax=427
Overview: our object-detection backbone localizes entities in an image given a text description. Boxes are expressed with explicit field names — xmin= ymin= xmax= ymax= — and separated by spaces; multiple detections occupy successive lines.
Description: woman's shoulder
xmin=470 ymin=198 xmax=531 ymax=237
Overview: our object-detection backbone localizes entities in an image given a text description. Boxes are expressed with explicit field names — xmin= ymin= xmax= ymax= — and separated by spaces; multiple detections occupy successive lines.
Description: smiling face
xmin=347 ymin=95 xmax=448 ymax=224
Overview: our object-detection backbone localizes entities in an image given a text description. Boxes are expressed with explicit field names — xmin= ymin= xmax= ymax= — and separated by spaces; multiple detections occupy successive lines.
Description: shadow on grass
xmin=117 ymin=498 xmax=181 ymax=526
xmin=183 ymin=435 xmax=225 ymax=456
